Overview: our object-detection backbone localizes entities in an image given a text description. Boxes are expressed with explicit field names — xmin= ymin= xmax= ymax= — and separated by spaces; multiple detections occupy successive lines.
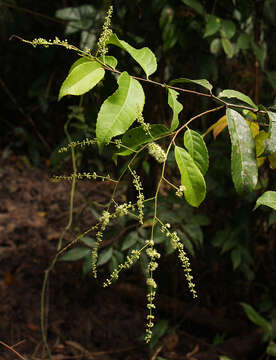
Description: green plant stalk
xmin=41 ymin=110 xmax=79 ymax=359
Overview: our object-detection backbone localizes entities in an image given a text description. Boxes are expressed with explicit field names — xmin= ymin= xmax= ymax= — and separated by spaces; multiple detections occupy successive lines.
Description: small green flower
xmin=148 ymin=142 xmax=167 ymax=163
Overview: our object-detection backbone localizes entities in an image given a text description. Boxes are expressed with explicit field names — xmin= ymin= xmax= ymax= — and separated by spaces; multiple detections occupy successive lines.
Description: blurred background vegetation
xmin=1 ymin=0 xmax=276 ymax=357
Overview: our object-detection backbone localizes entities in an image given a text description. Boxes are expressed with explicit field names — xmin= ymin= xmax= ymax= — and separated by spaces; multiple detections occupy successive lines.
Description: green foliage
xmin=219 ymin=90 xmax=258 ymax=109
xmin=58 ymin=58 xmax=105 ymax=100
xmin=264 ymin=111 xmax=276 ymax=155
xmin=16 ymin=1 xmax=276 ymax=352
xmin=254 ymin=191 xmax=276 ymax=211
xmin=96 ymin=71 xmax=145 ymax=151
xmin=175 ymin=146 xmax=206 ymax=207
xmin=107 ymin=33 xmax=157 ymax=78
xmin=168 ymin=88 xmax=183 ymax=131
xmin=241 ymin=303 xmax=276 ymax=356
xmin=184 ymin=129 xmax=209 ymax=176
xmin=170 ymin=78 xmax=213 ymax=92
xmin=226 ymin=108 xmax=258 ymax=194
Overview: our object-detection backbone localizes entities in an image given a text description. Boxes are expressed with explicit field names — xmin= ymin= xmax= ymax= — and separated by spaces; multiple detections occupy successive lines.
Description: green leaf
xmin=226 ymin=108 xmax=258 ymax=193
xmin=184 ymin=129 xmax=209 ymax=175
xmin=149 ymin=319 xmax=169 ymax=349
xmin=160 ymin=6 xmax=174 ymax=29
xmin=168 ymin=88 xmax=183 ymax=130
xmin=97 ymin=247 xmax=113 ymax=266
xmin=58 ymin=58 xmax=105 ymax=100
xmin=254 ymin=191 xmax=276 ymax=211
xmin=237 ymin=33 xmax=251 ymax=50
xmin=55 ymin=5 xmax=95 ymax=21
xmin=219 ymin=89 xmax=257 ymax=109
xmin=210 ymin=38 xmax=221 ymax=55
xmin=204 ymin=15 xmax=221 ymax=38
xmin=98 ymin=55 xmax=117 ymax=69
xmin=221 ymin=20 xmax=236 ymax=40
xmin=162 ymin=22 xmax=178 ymax=52
xmin=182 ymin=223 xmax=203 ymax=248
xmin=241 ymin=303 xmax=272 ymax=336
xmin=264 ymin=111 xmax=276 ymax=155
xmin=55 ymin=6 xmax=95 ymax=35
xmin=267 ymin=342 xmax=276 ymax=356
xmin=121 ymin=232 xmax=139 ymax=251
xmin=96 ymin=71 xmax=145 ymax=151
xmin=266 ymin=71 xmax=276 ymax=91
xmin=82 ymin=253 xmax=92 ymax=275
xmin=170 ymin=78 xmax=213 ymax=92
xmin=174 ymin=146 xmax=206 ymax=207
xmin=80 ymin=236 xmax=96 ymax=248
xmin=231 ymin=248 xmax=242 ymax=270
xmin=107 ymin=33 xmax=157 ymax=78
xmin=269 ymin=211 xmax=276 ymax=225
xmin=179 ymin=231 xmax=195 ymax=255
xmin=117 ymin=124 xmax=169 ymax=156
xmin=221 ymin=38 xmax=234 ymax=58
xmin=181 ymin=0 xmax=204 ymax=16
xmin=59 ymin=247 xmax=90 ymax=261
xmin=251 ymin=40 xmax=267 ymax=69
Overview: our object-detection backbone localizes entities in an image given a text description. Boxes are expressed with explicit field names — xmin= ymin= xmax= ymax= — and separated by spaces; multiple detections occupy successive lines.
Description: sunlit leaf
xmin=96 ymin=71 xmax=145 ymax=151
xmin=254 ymin=191 xmax=276 ymax=211
xmin=219 ymin=89 xmax=258 ymax=109
xmin=107 ymin=33 xmax=157 ymax=78
xmin=255 ymin=130 xmax=269 ymax=157
xmin=246 ymin=118 xmax=259 ymax=138
xmin=170 ymin=78 xmax=213 ymax=92
xmin=117 ymin=124 xmax=169 ymax=156
xmin=226 ymin=108 xmax=258 ymax=193
xmin=174 ymin=146 xmax=206 ymax=207
xmin=203 ymin=115 xmax=228 ymax=139
xmin=241 ymin=303 xmax=272 ymax=336
xmin=59 ymin=247 xmax=90 ymax=261
xmin=184 ymin=129 xmax=209 ymax=175
xmin=98 ymin=55 xmax=117 ymax=69
xmin=58 ymin=58 xmax=105 ymax=100
xmin=168 ymin=88 xmax=183 ymax=130
xmin=264 ymin=111 xmax=276 ymax=155
xmin=221 ymin=38 xmax=234 ymax=58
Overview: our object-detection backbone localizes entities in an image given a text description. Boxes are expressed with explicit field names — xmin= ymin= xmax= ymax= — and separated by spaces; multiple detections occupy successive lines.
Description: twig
xmin=151 ymin=345 xmax=163 ymax=360
xmin=0 ymin=340 xmax=26 ymax=360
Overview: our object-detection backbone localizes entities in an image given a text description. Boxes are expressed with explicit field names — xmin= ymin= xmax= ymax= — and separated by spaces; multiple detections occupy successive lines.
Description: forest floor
xmin=0 ymin=161 xmax=264 ymax=360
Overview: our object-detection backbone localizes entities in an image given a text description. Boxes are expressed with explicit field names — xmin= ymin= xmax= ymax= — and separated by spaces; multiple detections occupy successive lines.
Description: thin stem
xmin=41 ymin=106 xmax=80 ymax=359
xmin=171 ymin=105 xmax=225 ymax=144
xmin=0 ymin=341 xmax=26 ymax=360
xmin=11 ymin=35 xmax=268 ymax=116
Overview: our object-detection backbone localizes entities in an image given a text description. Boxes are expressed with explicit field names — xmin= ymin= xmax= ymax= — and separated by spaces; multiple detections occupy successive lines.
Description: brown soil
xmin=0 ymin=163 xmax=265 ymax=360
